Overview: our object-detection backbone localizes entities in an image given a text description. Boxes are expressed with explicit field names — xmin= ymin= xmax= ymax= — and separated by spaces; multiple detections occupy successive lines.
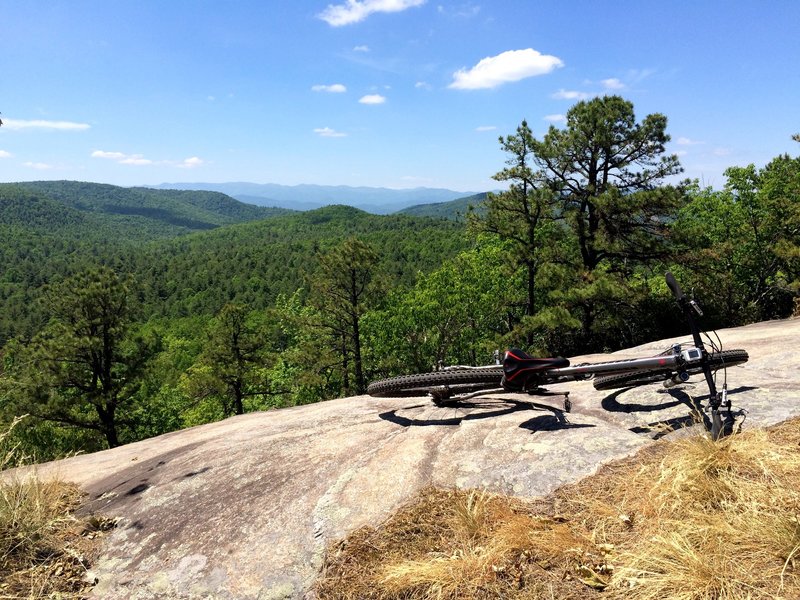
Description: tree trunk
xmin=526 ymin=260 xmax=536 ymax=347
xmin=350 ymin=267 xmax=365 ymax=394
xmin=233 ymin=381 xmax=244 ymax=415
xmin=341 ymin=331 xmax=350 ymax=394
xmin=97 ymin=403 xmax=120 ymax=448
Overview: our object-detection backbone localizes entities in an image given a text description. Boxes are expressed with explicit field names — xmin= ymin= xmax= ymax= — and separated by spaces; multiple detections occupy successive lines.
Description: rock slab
xmin=25 ymin=318 xmax=799 ymax=599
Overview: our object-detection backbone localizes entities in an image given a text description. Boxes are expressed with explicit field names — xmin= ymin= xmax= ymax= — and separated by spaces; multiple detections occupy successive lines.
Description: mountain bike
xmin=367 ymin=273 xmax=748 ymax=439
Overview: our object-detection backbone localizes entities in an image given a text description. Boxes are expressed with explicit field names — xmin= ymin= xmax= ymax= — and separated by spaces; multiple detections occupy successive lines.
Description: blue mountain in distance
xmin=152 ymin=182 xmax=483 ymax=215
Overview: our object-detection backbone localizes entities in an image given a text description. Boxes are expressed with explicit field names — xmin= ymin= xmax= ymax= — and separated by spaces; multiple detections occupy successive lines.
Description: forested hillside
xmin=11 ymin=181 xmax=290 ymax=232
xmin=119 ymin=204 xmax=467 ymax=319
xmin=1 ymin=96 xmax=798 ymax=461
xmin=0 ymin=182 xmax=293 ymax=343
xmin=397 ymin=193 xmax=487 ymax=221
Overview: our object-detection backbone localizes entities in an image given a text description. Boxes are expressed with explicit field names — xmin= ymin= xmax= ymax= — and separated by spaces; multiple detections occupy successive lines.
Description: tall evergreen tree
xmin=531 ymin=95 xmax=684 ymax=272
xmin=529 ymin=96 xmax=686 ymax=349
xmin=184 ymin=303 xmax=270 ymax=417
xmin=1 ymin=268 xmax=154 ymax=448
xmin=310 ymin=237 xmax=379 ymax=395
xmin=469 ymin=120 xmax=560 ymax=344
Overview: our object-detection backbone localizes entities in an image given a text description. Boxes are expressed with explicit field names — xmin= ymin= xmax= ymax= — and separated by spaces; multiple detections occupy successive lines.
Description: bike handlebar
xmin=665 ymin=272 xmax=685 ymax=302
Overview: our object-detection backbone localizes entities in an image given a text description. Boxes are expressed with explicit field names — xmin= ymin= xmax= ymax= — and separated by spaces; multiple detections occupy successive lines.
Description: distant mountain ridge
xmin=151 ymin=182 xmax=482 ymax=214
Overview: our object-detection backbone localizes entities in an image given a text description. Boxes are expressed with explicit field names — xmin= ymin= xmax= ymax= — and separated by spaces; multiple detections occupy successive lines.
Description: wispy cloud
xmin=601 ymin=77 xmax=625 ymax=90
xmin=92 ymin=150 xmax=153 ymax=165
xmin=475 ymin=125 xmax=497 ymax=132
xmin=437 ymin=3 xmax=480 ymax=17
xmin=353 ymin=45 xmax=370 ymax=52
xmin=544 ymin=114 xmax=566 ymax=123
xmin=415 ymin=81 xmax=432 ymax=90
xmin=318 ymin=0 xmax=426 ymax=27
xmin=626 ymin=68 xmax=656 ymax=83
xmin=552 ymin=89 xmax=591 ymax=100
xmin=314 ymin=127 xmax=347 ymax=138
xmin=449 ymin=48 xmax=563 ymax=90
xmin=3 ymin=119 xmax=90 ymax=131
xmin=91 ymin=150 xmax=205 ymax=168
xmin=677 ymin=137 xmax=705 ymax=146
xmin=312 ymin=83 xmax=347 ymax=93
xmin=23 ymin=161 xmax=54 ymax=170
xmin=0 ymin=150 xmax=12 ymax=158
xmin=359 ymin=94 xmax=386 ymax=104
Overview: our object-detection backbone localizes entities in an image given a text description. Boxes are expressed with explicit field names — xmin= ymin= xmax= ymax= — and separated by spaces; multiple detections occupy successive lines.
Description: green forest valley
xmin=1 ymin=96 xmax=799 ymax=460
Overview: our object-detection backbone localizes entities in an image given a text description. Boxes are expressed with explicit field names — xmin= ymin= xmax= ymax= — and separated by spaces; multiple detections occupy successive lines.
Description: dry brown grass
xmin=0 ymin=417 xmax=114 ymax=599
xmin=315 ymin=418 xmax=800 ymax=600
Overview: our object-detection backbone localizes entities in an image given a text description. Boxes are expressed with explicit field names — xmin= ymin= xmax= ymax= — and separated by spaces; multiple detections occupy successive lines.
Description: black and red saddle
xmin=502 ymin=348 xmax=570 ymax=391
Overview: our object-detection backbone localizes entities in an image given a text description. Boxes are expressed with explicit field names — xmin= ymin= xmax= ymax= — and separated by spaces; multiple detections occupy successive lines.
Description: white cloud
xmin=3 ymin=119 xmax=91 ymax=131
xmin=0 ymin=150 xmax=12 ymax=158
xmin=312 ymin=83 xmax=347 ymax=93
xmin=23 ymin=161 xmax=54 ymax=170
xmin=178 ymin=157 xmax=205 ymax=169
xmin=92 ymin=150 xmax=153 ymax=165
xmin=415 ymin=81 xmax=432 ymax=90
xmin=544 ymin=114 xmax=566 ymax=123
xmin=713 ymin=147 xmax=732 ymax=157
xmin=91 ymin=149 xmax=205 ymax=168
xmin=91 ymin=150 xmax=127 ymax=160
xmin=318 ymin=0 xmax=426 ymax=26
xmin=359 ymin=94 xmax=386 ymax=104
xmin=449 ymin=48 xmax=563 ymax=90
xmin=353 ymin=45 xmax=370 ymax=52
xmin=552 ymin=89 xmax=591 ymax=100
xmin=314 ymin=127 xmax=347 ymax=138
xmin=475 ymin=125 xmax=497 ymax=132
xmin=121 ymin=156 xmax=153 ymax=166
xmin=677 ymin=137 xmax=705 ymax=146
xmin=601 ymin=78 xmax=625 ymax=90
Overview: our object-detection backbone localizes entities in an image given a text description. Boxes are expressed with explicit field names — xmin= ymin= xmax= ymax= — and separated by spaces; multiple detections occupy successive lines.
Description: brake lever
xmin=689 ymin=299 xmax=704 ymax=317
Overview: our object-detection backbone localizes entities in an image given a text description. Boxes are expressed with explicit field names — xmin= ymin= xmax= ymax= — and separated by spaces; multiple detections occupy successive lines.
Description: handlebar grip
xmin=665 ymin=272 xmax=685 ymax=301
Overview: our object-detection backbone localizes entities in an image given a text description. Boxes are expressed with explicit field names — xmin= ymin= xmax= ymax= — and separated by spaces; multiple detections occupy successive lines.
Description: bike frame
xmin=446 ymin=346 xmax=699 ymax=380
xmin=549 ymin=349 xmax=692 ymax=380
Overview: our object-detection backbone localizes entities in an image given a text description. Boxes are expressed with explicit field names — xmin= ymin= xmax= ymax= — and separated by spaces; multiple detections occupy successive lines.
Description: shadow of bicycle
xmin=601 ymin=385 xmax=758 ymax=439
xmin=379 ymin=397 xmax=595 ymax=434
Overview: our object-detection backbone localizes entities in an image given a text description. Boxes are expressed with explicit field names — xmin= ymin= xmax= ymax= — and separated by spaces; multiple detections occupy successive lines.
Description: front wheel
xmin=367 ymin=369 xmax=503 ymax=398
xmin=592 ymin=349 xmax=749 ymax=391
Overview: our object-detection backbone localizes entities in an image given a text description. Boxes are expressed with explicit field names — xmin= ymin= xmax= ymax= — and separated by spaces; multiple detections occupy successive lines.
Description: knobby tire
xmin=367 ymin=369 xmax=503 ymax=398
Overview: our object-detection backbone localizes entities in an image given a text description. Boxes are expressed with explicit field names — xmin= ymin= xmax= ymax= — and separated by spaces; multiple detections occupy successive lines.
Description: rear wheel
xmin=592 ymin=349 xmax=748 ymax=391
xmin=367 ymin=369 xmax=503 ymax=398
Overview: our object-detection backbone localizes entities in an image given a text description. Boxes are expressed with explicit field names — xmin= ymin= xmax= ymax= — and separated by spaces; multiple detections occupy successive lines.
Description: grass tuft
xmin=0 ymin=416 xmax=114 ymax=599
xmin=316 ymin=418 xmax=800 ymax=600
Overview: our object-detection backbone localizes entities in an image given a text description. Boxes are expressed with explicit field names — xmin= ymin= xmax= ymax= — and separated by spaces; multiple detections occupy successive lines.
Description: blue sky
xmin=1 ymin=0 xmax=798 ymax=192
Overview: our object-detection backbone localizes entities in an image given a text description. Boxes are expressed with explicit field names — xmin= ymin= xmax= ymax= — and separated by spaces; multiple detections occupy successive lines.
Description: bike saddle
xmin=502 ymin=348 xmax=570 ymax=391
